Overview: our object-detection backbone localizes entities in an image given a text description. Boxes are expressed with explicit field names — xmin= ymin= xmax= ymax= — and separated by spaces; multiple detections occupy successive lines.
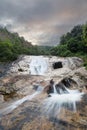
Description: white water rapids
xmin=0 ymin=56 xmax=85 ymax=119
xmin=30 ymin=56 xmax=48 ymax=75
xmin=0 ymin=86 xmax=43 ymax=116
xmin=42 ymin=84 xmax=84 ymax=117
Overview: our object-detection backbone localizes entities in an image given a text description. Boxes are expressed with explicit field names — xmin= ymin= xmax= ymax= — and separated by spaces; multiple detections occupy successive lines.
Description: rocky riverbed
xmin=0 ymin=55 xmax=87 ymax=130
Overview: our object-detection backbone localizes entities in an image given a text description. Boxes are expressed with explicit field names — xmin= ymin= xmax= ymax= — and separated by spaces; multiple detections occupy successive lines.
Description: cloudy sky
xmin=0 ymin=0 xmax=87 ymax=46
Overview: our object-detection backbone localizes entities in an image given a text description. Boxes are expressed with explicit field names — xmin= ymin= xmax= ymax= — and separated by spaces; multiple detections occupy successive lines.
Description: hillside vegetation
xmin=0 ymin=27 xmax=51 ymax=62
xmin=50 ymin=22 xmax=87 ymax=69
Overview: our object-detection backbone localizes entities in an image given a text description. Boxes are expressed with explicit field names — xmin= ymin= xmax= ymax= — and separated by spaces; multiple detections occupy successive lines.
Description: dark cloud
xmin=0 ymin=0 xmax=87 ymax=45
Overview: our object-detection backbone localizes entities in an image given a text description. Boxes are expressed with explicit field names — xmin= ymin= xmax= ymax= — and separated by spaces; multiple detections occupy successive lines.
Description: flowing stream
xmin=0 ymin=56 xmax=84 ymax=119
xmin=0 ymin=86 xmax=43 ymax=117
xmin=30 ymin=56 xmax=48 ymax=75
xmin=53 ymin=84 xmax=57 ymax=94
xmin=0 ymin=56 xmax=47 ymax=117
xmin=42 ymin=84 xmax=84 ymax=117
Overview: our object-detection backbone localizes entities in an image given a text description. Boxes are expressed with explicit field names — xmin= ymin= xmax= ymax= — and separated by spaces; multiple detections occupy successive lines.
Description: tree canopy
xmin=50 ymin=22 xmax=87 ymax=68
xmin=0 ymin=27 xmax=51 ymax=62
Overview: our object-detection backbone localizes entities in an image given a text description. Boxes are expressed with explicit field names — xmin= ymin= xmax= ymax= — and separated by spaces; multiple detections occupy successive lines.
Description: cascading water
xmin=53 ymin=84 xmax=57 ymax=94
xmin=0 ymin=86 xmax=43 ymax=116
xmin=64 ymin=85 xmax=79 ymax=94
xmin=42 ymin=84 xmax=84 ymax=118
xmin=0 ymin=56 xmax=85 ymax=121
xmin=0 ymin=56 xmax=47 ymax=118
xmin=30 ymin=56 xmax=48 ymax=75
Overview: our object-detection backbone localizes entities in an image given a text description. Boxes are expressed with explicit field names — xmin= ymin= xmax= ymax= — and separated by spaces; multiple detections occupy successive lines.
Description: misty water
xmin=0 ymin=56 xmax=84 ymax=119
xmin=29 ymin=56 xmax=84 ymax=118
xmin=30 ymin=56 xmax=48 ymax=75
xmin=42 ymin=89 xmax=84 ymax=117
xmin=0 ymin=86 xmax=43 ymax=117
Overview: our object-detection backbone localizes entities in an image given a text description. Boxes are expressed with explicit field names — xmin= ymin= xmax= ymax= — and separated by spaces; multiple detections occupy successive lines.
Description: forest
xmin=50 ymin=22 xmax=87 ymax=69
xmin=0 ymin=27 xmax=51 ymax=62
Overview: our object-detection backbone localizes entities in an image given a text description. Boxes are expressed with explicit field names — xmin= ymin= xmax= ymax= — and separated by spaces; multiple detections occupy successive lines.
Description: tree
xmin=83 ymin=22 xmax=87 ymax=53
xmin=0 ymin=40 xmax=18 ymax=61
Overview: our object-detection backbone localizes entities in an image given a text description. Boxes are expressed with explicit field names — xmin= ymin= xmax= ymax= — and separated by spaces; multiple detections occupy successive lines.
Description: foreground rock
xmin=0 ymin=75 xmax=48 ymax=101
xmin=0 ymin=55 xmax=87 ymax=130
xmin=0 ymin=92 xmax=87 ymax=130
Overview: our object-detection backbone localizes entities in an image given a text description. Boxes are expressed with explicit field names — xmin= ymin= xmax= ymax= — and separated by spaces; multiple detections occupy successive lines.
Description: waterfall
xmin=42 ymin=84 xmax=84 ymax=118
xmin=30 ymin=56 xmax=48 ymax=75
xmin=64 ymin=85 xmax=79 ymax=94
xmin=53 ymin=84 xmax=57 ymax=94
xmin=0 ymin=86 xmax=43 ymax=116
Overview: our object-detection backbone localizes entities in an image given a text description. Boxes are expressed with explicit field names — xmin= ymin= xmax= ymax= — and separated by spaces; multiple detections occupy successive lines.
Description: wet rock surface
xmin=0 ymin=95 xmax=87 ymax=130
xmin=7 ymin=55 xmax=83 ymax=76
xmin=0 ymin=62 xmax=11 ymax=78
xmin=0 ymin=55 xmax=87 ymax=130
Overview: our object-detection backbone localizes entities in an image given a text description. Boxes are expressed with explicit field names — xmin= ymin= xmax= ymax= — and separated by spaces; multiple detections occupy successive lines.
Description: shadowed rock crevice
xmin=53 ymin=61 xmax=63 ymax=69
xmin=61 ymin=78 xmax=78 ymax=88
xmin=45 ymin=78 xmax=78 ymax=94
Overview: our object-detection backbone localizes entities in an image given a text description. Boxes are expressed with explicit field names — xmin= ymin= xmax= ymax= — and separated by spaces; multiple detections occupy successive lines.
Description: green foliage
xmin=83 ymin=22 xmax=87 ymax=43
xmin=50 ymin=22 xmax=87 ymax=69
xmin=0 ymin=27 xmax=52 ymax=62
xmin=0 ymin=39 xmax=18 ymax=61
xmin=79 ymin=55 xmax=87 ymax=69
xmin=70 ymin=25 xmax=83 ymax=39
xmin=60 ymin=33 xmax=71 ymax=45
xmin=82 ymin=22 xmax=87 ymax=54
xmin=51 ymin=23 xmax=87 ymax=56
xmin=50 ymin=45 xmax=73 ymax=57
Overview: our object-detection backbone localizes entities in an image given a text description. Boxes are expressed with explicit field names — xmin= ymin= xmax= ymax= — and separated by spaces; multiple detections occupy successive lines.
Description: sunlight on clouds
xmin=20 ymin=29 xmax=46 ymax=45
xmin=0 ymin=0 xmax=87 ymax=45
